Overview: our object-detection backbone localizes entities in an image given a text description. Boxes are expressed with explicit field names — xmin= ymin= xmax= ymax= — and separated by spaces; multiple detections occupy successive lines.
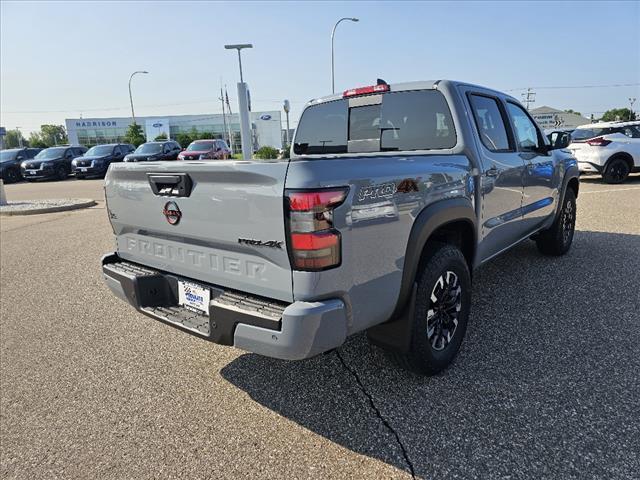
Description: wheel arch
xmin=367 ymin=197 xmax=476 ymax=352
xmin=606 ymin=151 xmax=634 ymax=171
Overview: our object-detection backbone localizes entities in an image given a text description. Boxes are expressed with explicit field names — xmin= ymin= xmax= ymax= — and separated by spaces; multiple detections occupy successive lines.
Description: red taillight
xmin=285 ymin=188 xmax=348 ymax=271
xmin=587 ymin=137 xmax=611 ymax=146
xmin=343 ymin=84 xmax=390 ymax=98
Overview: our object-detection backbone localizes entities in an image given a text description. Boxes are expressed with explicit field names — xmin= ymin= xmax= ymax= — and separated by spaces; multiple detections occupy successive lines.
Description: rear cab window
xmin=293 ymin=89 xmax=456 ymax=156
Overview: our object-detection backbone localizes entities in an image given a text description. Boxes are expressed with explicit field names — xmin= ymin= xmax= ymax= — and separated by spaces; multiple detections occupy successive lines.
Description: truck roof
xmin=304 ymin=79 xmax=519 ymax=107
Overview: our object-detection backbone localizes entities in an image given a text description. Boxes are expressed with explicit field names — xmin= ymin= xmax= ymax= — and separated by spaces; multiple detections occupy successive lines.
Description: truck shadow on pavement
xmin=221 ymin=230 xmax=640 ymax=479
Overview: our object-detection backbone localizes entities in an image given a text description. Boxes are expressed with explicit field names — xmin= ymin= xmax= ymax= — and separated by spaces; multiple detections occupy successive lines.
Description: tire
xmin=4 ymin=168 xmax=20 ymax=184
xmin=602 ymin=157 xmax=630 ymax=184
xmin=56 ymin=165 xmax=68 ymax=181
xmin=389 ymin=242 xmax=472 ymax=375
xmin=535 ymin=188 xmax=576 ymax=256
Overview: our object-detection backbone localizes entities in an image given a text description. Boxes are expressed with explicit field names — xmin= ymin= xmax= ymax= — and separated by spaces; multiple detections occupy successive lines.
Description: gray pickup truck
xmin=102 ymin=80 xmax=579 ymax=374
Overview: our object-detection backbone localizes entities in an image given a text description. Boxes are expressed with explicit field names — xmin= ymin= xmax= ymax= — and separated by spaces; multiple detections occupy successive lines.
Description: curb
xmin=0 ymin=199 xmax=97 ymax=216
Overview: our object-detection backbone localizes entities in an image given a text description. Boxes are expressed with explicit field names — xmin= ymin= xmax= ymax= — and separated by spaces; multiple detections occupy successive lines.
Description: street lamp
xmin=225 ymin=44 xmax=253 ymax=160
xmin=224 ymin=44 xmax=253 ymax=83
xmin=629 ymin=97 xmax=637 ymax=121
xmin=283 ymin=99 xmax=291 ymax=147
xmin=128 ymin=70 xmax=148 ymax=125
xmin=331 ymin=17 xmax=359 ymax=94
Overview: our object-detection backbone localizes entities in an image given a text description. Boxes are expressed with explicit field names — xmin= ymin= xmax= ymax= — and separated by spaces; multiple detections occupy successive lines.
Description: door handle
xmin=485 ymin=166 xmax=499 ymax=177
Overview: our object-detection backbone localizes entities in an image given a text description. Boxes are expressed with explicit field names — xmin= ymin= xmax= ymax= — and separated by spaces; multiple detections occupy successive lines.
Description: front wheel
xmin=56 ymin=165 xmax=68 ymax=181
xmin=4 ymin=168 xmax=21 ymax=183
xmin=603 ymin=157 xmax=630 ymax=184
xmin=388 ymin=242 xmax=472 ymax=375
xmin=535 ymin=188 xmax=576 ymax=256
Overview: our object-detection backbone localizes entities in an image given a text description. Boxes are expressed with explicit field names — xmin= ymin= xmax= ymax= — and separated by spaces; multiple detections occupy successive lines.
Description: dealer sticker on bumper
xmin=178 ymin=281 xmax=210 ymax=315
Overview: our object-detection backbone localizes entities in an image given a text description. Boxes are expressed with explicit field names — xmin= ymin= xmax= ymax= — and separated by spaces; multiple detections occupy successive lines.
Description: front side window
xmin=506 ymin=102 xmax=540 ymax=151
xmin=469 ymin=94 xmax=511 ymax=152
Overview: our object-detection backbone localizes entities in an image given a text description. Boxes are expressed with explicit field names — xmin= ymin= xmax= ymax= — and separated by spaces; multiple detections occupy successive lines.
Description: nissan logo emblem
xmin=163 ymin=201 xmax=181 ymax=225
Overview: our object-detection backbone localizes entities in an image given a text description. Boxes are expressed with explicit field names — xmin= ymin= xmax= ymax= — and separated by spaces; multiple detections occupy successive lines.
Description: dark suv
xmin=21 ymin=146 xmax=87 ymax=181
xmin=0 ymin=148 xmax=42 ymax=183
xmin=72 ymin=143 xmax=135 ymax=179
xmin=123 ymin=141 xmax=181 ymax=162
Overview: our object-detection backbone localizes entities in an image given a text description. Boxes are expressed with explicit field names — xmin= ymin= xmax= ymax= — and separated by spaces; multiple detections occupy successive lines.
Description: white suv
xmin=568 ymin=121 xmax=640 ymax=183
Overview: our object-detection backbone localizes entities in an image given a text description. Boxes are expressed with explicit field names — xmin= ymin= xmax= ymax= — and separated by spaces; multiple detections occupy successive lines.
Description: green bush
xmin=154 ymin=133 xmax=168 ymax=141
xmin=254 ymin=146 xmax=279 ymax=159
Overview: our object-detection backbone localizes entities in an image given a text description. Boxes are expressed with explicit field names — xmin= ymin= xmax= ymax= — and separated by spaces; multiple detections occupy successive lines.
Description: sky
xmin=1 ymin=0 xmax=639 ymax=135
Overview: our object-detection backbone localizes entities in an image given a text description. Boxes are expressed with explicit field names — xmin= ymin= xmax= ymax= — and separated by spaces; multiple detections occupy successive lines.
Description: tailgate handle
xmin=147 ymin=173 xmax=193 ymax=197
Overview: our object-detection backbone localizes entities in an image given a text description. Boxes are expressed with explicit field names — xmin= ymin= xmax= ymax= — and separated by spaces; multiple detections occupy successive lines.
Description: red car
xmin=178 ymin=139 xmax=231 ymax=161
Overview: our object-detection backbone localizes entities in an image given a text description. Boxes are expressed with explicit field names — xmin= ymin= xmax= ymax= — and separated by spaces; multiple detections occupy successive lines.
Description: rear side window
xmin=380 ymin=90 xmax=455 ymax=151
xmin=294 ymin=90 xmax=456 ymax=155
xmin=621 ymin=125 xmax=640 ymax=138
xmin=469 ymin=94 xmax=511 ymax=152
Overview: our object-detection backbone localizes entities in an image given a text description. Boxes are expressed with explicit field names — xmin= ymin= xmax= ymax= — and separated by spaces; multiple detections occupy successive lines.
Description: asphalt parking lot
xmin=1 ymin=175 xmax=639 ymax=479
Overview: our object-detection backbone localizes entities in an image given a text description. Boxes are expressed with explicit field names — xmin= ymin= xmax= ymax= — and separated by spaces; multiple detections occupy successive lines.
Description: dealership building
xmin=65 ymin=111 xmax=283 ymax=152
xmin=530 ymin=106 xmax=591 ymax=131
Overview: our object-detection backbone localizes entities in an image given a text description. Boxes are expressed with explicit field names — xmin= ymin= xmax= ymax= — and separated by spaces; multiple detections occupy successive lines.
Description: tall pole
xmin=15 ymin=127 xmax=23 ymax=147
xmin=331 ymin=17 xmax=359 ymax=94
xmin=128 ymin=70 xmax=148 ymax=125
xmin=629 ymin=97 xmax=636 ymax=121
xmin=283 ymin=99 xmax=291 ymax=148
xmin=225 ymin=44 xmax=253 ymax=160
xmin=220 ymin=85 xmax=229 ymax=146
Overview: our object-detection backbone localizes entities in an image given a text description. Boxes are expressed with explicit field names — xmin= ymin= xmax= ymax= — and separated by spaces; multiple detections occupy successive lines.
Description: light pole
xmin=331 ymin=17 xmax=359 ymax=94
xmin=225 ymin=44 xmax=252 ymax=83
xmin=283 ymin=99 xmax=291 ymax=148
xmin=128 ymin=70 xmax=148 ymax=125
xmin=225 ymin=44 xmax=253 ymax=160
xmin=629 ymin=97 xmax=637 ymax=121
xmin=15 ymin=127 xmax=23 ymax=147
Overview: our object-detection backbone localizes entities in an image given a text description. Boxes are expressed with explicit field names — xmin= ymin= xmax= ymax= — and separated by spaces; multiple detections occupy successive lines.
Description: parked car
xmin=21 ymin=145 xmax=87 ymax=181
xmin=72 ymin=143 xmax=135 ymax=179
xmin=0 ymin=148 xmax=42 ymax=183
xmin=568 ymin=121 xmax=640 ymax=183
xmin=101 ymin=79 xmax=579 ymax=375
xmin=123 ymin=141 xmax=181 ymax=162
xmin=177 ymin=139 xmax=231 ymax=161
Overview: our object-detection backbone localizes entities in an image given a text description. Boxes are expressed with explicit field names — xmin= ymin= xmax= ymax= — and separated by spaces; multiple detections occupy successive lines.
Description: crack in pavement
xmin=335 ymin=350 xmax=416 ymax=479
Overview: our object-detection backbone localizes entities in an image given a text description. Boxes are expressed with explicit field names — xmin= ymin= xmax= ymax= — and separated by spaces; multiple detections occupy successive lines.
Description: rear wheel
xmin=388 ymin=242 xmax=471 ymax=375
xmin=603 ymin=157 xmax=630 ymax=184
xmin=535 ymin=188 xmax=576 ymax=256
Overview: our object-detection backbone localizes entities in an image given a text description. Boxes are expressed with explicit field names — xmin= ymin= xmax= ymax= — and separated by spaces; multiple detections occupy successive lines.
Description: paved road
xmin=1 ymin=175 xmax=639 ymax=479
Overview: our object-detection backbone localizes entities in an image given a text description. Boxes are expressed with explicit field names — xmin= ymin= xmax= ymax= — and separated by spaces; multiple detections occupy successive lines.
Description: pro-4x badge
xmin=238 ymin=238 xmax=283 ymax=249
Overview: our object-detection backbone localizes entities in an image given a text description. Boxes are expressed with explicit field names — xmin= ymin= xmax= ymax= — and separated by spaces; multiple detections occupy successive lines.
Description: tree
xmin=601 ymin=108 xmax=636 ymax=122
xmin=175 ymin=132 xmax=193 ymax=148
xmin=564 ymin=109 xmax=582 ymax=116
xmin=154 ymin=133 xmax=168 ymax=141
xmin=254 ymin=146 xmax=279 ymax=159
xmin=124 ymin=123 xmax=146 ymax=147
xmin=4 ymin=129 xmax=25 ymax=148
xmin=28 ymin=132 xmax=48 ymax=148
xmin=39 ymin=124 xmax=68 ymax=146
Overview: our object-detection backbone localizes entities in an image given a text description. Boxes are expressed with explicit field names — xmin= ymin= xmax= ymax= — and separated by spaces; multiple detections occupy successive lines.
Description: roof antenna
xmin=377 ymin=78 xmax=388 ymax=86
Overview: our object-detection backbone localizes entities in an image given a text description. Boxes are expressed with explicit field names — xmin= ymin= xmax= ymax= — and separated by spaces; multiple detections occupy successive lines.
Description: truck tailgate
xmin=105 ymin=160 xmax=293 ymax=302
